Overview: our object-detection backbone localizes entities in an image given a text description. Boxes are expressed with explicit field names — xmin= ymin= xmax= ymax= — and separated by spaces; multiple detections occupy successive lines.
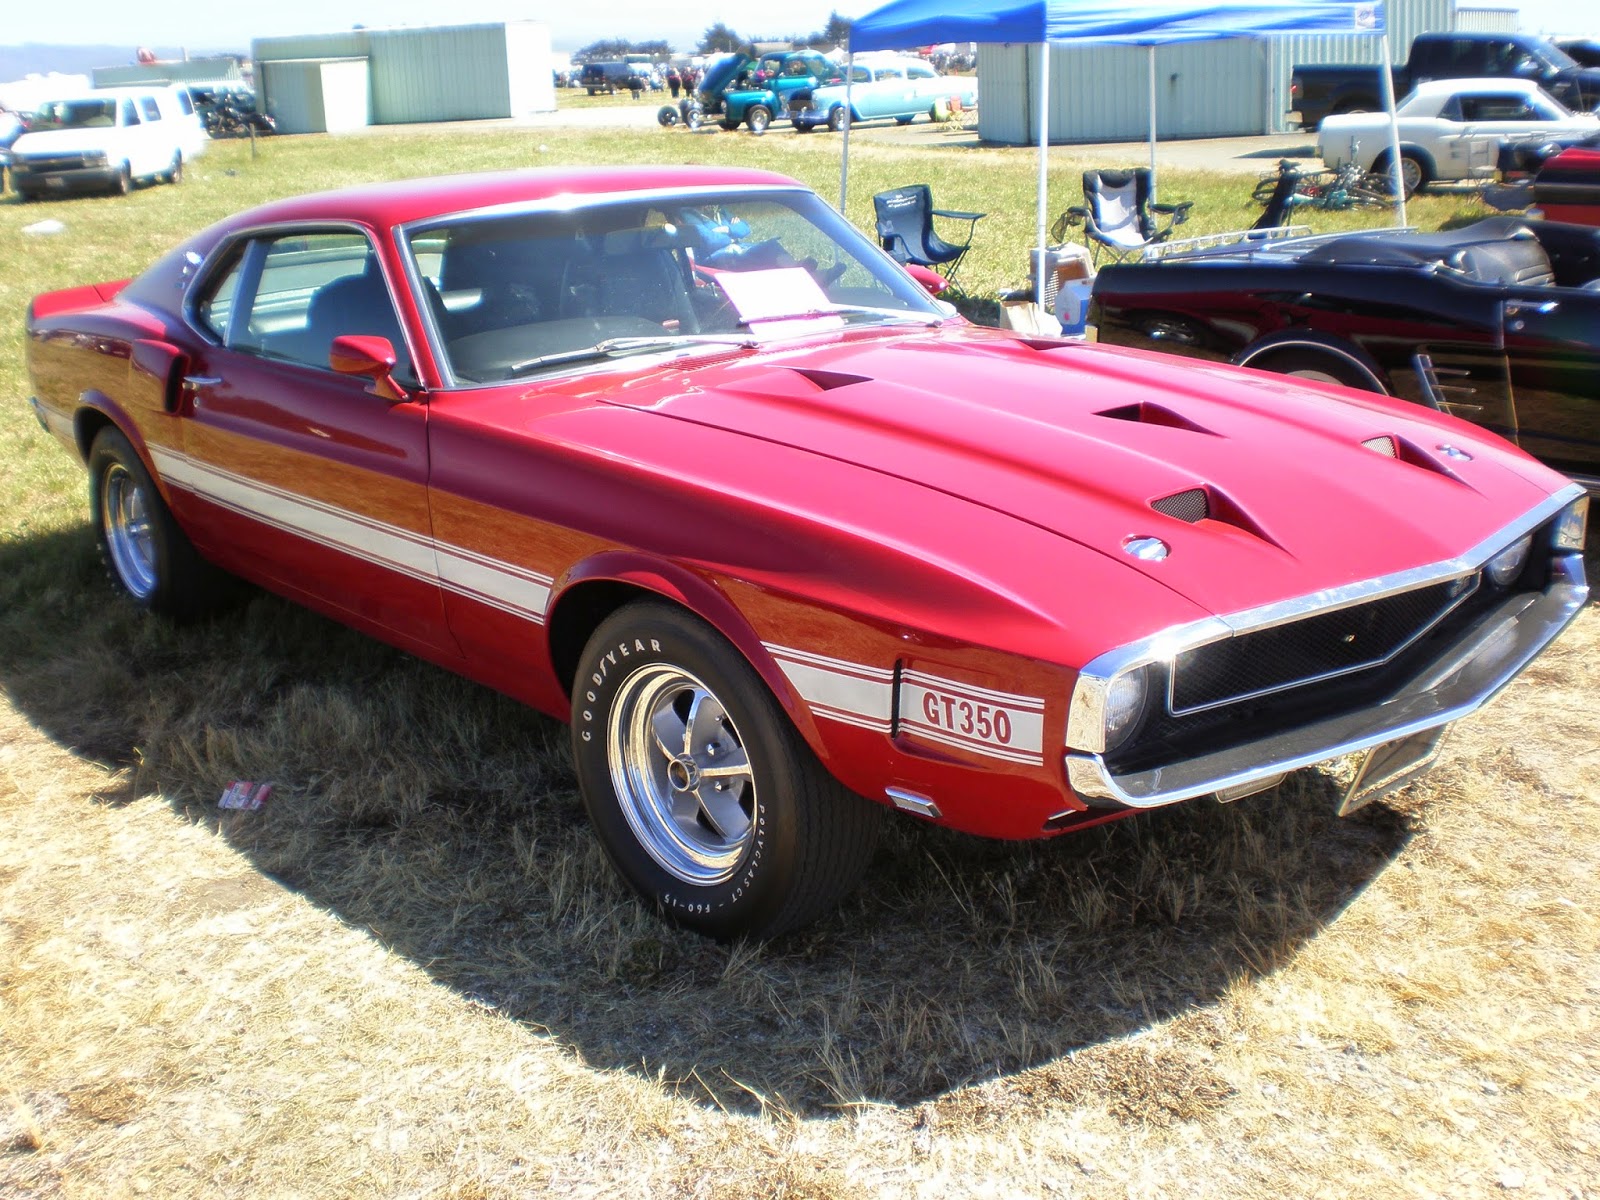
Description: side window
xmin=176 ymin=90 xmax=194 ymax=116
xmin=908 ymin=65 xmax=936 ymax=80
xmin=140 ymin=96 xmax=161 ymax=122
xmin=197 ymin=232 xmax=410 ymax=376
xmin=121 ymin=98 xmax=140 ymax=126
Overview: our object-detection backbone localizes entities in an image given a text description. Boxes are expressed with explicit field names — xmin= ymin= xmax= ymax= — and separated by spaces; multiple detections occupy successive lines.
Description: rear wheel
xmin=1248 ymin=348 xmax=1383 ymax=392
xmin=571 ymin=602 xmax=882 ymax=939
xmin=164 ymin=153 xmax=183 ymax=184
xmin=746 ymin=104 xmax=771 ymax=134
xmin=719 ymin=119 xmax=740 ymax=132
xmin=895 ymin=115 xmax=915 ymax=125
xmin=89 ymin=427 xmax=226 ymax=620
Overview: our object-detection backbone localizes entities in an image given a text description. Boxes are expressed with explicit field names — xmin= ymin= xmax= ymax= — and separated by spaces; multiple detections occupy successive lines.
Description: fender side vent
xmin=1151 ymin=488 xmax=1210 ymax=523
xmin=1362 ymin=435 xmax=1398 ymax=457
xmin=1096 ymin=402 xmax=1218 ymax=436
xmin=789 ymin=367 xmax=871 ymax=392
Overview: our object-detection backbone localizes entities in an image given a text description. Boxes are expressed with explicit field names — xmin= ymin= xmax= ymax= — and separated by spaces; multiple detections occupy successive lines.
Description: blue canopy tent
xmin=846 ymin=0 xmax=1401 ymax=305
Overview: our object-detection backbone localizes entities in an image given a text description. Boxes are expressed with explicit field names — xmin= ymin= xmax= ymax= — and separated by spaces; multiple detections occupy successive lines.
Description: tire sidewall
xmin=572 ymin=605 xmax=800 ymax=937
xmin=89 ymin=427 xmax=171 ymax=611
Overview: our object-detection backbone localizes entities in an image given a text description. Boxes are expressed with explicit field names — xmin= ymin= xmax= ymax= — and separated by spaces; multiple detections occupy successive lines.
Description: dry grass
xmin=2 ymin=123 xmax=1597 ymax=1198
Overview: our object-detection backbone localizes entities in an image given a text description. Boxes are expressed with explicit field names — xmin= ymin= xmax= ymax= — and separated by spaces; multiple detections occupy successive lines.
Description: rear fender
xmin=28 ymin=280 xmax=131 ymax=322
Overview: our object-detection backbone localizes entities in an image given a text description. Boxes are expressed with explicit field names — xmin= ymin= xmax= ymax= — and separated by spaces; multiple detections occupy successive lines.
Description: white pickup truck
xmin=9 ymin=87 xmax=208 ymax=199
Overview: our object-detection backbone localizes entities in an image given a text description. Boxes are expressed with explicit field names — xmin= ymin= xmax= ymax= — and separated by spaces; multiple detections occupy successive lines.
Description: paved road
xmin=471 ymin=100 xmax=1325 ymax=175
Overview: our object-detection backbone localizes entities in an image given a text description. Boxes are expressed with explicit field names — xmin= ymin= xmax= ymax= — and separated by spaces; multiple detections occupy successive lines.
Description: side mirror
xmin=329 ymin=334 xmax=410 ymax=402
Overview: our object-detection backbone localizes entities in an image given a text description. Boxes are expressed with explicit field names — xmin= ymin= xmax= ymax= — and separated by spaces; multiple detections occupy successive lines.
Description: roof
xmin=1409 ymin=76 xmax=1546 ymax=97
xmin=213 ymin=166 xmax=806 ymax=234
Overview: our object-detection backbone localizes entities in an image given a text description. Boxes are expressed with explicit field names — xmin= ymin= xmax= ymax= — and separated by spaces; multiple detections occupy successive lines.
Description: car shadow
xmin=0 ymin=524 xmax=1430 ymax=1118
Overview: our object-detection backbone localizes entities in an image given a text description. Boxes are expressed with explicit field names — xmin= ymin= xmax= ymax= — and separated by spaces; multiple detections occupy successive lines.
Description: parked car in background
xmin=8 ymin=86 xmax=206 ymax=198
xmin=1291 ymin=30 xmax=1600 ymax=131
xmin=1318 ymin=78 xmax=1600 ymax=196
xmin=1553 ymin=38 xmax=1600 ymax=70
xmin=580 ymin=62 xmax=632 ymax=95
xmin=1533 ymin=141 xmax=1600 ymax=225
xmin=679 ymin=51 xmax=838 ymax=132
xmin=22 ymin=167 xmax=1589 ymax=937
xmin=1089 ymin=216 xmax=1600 ymax=487
xmin=789 ymin=56 xmax=976 ymax=132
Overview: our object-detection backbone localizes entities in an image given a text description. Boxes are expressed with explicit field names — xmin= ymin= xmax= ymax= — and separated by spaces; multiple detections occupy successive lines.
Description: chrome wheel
xmin=607 ymin=663 xmax=757 ymax=886
xmin=101 ymin=462 xmax=158 ymax=600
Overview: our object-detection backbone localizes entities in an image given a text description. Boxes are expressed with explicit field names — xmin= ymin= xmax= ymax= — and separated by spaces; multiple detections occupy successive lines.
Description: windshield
xmin=28 ymin=98 xmax=119 ymax=132
xmin=403 ymin=188 xmax=945 ymax=385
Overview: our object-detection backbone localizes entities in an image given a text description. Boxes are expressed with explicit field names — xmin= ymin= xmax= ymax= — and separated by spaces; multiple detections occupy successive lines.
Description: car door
xmin=175 ymin=227 xmax=455 ymax=651
xmin=1502 ymin=284 xmax=1600 ymax=480
xmin=1457 ymin=91 xmax=1574 ymax=176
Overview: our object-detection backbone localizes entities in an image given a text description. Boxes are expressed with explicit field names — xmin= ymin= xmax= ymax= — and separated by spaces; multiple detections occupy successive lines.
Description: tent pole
xmin=839 ymin=51 xmax=854 ymax=212
xmin=1148 ymin=46 xmax=1158 ymax=197
xmin=1378 ymin=32 xmax=1406 ymax=228
xmin=1035 ymin=40 xmax=1051 ymax=309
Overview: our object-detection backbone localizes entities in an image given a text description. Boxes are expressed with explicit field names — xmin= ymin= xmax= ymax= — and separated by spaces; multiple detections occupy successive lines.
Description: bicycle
xmin=1252 ymin=159 xmax=1395 ymax=211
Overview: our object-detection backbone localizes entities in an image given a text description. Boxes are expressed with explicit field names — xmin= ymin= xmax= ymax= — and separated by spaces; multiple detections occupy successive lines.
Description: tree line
xmin=575 ymin=13 xmax=853 ymax=63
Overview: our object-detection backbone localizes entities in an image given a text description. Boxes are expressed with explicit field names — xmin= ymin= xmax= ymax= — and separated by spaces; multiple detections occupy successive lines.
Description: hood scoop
xmin=1097 ymin=401 xmax=1219 ymax=437
xmin=1150 ymin=484 xmax=1284 ymax=550
xmin=788 ymin=367 xmax=871 ymax=392
xmin=1363 ymin=433 xmax=1469 ymax=484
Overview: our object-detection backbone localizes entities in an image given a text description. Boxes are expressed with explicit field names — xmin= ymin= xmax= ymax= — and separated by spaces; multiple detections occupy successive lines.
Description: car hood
xmin=594 ymin=327 xmax=1559 ymax=621
xmin=12 ymin=127 xmax=119 ymax=155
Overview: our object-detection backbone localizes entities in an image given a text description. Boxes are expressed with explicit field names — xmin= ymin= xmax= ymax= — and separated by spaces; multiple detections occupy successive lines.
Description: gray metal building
xmin=976 ymin=0 xmax=1455 ymax=145
xmin=253 ymin=21 xmax=555 ymax=135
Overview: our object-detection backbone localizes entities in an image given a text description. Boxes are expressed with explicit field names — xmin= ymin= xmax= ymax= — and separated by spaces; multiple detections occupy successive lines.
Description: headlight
xmin=1485 ymin=534 xmax=1533 ymax=587
xmin=1553 ymin=496 xmax=1589 ymax=552
xmin=1102 ymin=665 xmax=1151 ymax=753
xmin=84 ymin=151 xmax=109 ymax=167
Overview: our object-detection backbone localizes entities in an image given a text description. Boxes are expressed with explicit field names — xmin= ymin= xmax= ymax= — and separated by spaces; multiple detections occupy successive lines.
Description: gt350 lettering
xmin=898 ymin=671 xmax=1046 ymax=766
xmin=922 ymin=692 xmax=1014 ymax=744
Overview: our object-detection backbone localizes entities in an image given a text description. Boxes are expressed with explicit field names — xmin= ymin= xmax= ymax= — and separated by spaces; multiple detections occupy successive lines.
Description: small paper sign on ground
xmin=218 ymin=781 xmax=273 ymax=810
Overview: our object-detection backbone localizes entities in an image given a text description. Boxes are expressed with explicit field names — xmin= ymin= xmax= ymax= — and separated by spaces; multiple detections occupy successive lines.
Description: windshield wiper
xmin=505 ymin=334 xmax=757 ymax=377
xmin=736 ymin=305 xmax=945 ymax=329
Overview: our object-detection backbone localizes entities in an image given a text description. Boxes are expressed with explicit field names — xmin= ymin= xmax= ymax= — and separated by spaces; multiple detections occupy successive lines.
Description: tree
xmin=824 ymin=11 xmax=852 ymax=48
xmin=699 ymin=23 xmax=746 ymax=54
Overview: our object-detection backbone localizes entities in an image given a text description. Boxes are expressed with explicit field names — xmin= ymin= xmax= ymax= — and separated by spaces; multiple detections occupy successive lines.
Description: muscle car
xmin=24 ymin=167 xmax=1590 ymax=938
xmin=1318 ymin=78 xmax=1599 ymax=196
xmin=1090 ymin=216 xmax=1600 ymax=490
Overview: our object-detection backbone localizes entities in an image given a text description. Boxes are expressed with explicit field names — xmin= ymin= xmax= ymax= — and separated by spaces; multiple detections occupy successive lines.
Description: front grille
xmin=1171 ymin=576 xmax=1476 ymax=714
xmin=20 ymin=155 xmax=92 ymax=172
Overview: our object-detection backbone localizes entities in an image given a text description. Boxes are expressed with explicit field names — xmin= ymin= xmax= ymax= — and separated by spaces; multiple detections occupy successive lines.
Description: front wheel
xmin=114 ymin=162 xmax=132 ymax=195
xmin=89 ymin=427 xmax=226 ymax=620
xmin=571 ymin=602 xmax=882 ymax=939
xmin=895 ymin=115 xmax=915 ymax=125
xmin=827 ymin=105 xmax=849 ymax=133
xmin=746 ymin=104 xmax=771 ymax=134
xmin=657 ymin=105 xmax=679 ymax=127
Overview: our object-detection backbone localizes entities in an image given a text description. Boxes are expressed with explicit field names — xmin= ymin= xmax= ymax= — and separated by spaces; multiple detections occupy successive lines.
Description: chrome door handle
xmin=1505 ymin=301 xmax=1558 ymax=316
xmin=182 ymin=375 xmax=222 ymax=387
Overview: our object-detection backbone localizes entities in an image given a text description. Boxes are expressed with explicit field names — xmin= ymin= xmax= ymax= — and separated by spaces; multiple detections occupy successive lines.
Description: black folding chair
xmin=872 ymin=184 xmax=985 ymax=292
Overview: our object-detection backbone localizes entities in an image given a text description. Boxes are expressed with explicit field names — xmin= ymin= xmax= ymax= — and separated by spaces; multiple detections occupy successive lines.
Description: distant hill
xmin=0 ymin=43 xmax=244 ymax=83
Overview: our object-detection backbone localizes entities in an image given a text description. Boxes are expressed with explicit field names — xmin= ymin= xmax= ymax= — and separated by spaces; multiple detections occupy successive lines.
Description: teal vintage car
xmin=790 ymin=57 xmax=977 ymax=133
xmin=672 ymin=51 xmax=840 ymax=134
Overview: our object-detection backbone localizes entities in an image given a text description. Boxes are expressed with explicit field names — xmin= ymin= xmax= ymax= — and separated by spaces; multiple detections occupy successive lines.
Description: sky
xmin=0 ymin=0 xmax=1587 ymax=56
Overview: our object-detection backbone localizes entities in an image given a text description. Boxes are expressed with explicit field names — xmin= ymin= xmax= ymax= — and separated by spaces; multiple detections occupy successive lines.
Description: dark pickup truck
xmin=1291 ymin=31 xmax=1600 ymax=130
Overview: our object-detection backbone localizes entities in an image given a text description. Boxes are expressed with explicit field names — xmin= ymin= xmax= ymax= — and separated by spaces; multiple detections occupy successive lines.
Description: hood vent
xmin=788 ymin=367 xmax=871 ymax=392
xmin=1097 ymin=401 xmax=1218 ymax=436
xmin=1151 ymin=488 xmax=1210 ymax=523
xmin=1149 ymin=484 xmax=1285 ymax=549
xmin=1362 ymin=435 xmax=1397 ymax=457
xmin=1363 ymin=433 xmax=1466 ymax=483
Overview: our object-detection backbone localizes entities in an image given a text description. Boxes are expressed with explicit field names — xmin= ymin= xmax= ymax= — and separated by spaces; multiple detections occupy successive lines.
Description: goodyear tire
xmin=88 ymin=427 xmax=226 ymax=620
xmin=571 ymin=601 xmax=882 ymax=939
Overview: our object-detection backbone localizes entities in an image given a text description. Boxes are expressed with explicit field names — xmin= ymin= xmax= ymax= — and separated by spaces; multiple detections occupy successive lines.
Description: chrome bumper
xmin=1066 ymin=550 xmax=1588 ymax=809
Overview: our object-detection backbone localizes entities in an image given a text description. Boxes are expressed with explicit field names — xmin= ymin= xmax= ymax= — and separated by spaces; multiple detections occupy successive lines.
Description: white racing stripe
xmin=151 ymin=446 xmax=552 ymax=623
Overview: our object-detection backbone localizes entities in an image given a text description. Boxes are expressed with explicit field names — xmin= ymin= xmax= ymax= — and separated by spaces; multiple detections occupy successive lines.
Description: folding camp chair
xmin=1060 ymin=168 xmax=1193 ymax=264
xmin=872 ymin=184 xmax=986 ymax=292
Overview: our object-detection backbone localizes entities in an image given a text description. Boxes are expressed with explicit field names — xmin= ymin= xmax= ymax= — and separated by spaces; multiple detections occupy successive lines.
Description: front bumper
xmin=1067 ymin=491 xmax=1589 ymax=808
xmin=11 ymin=163 xmax=121 ymax=194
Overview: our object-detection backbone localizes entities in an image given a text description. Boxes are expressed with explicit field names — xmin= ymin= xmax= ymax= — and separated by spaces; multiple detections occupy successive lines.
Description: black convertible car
xmin=1089 ymin=217 xmax=1600 ymax=488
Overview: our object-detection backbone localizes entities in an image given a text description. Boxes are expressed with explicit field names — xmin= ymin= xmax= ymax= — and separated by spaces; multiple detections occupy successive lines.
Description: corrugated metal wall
xmin=979 ymin=0 xmax=1454 ymax=145
xmin=259 ymin=59 xmax=371 ymax=135
xmin=254 ymin=21 xmax=555 ymax=127
xmin=1454 ymin=6 xmax=1520 ymax=32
